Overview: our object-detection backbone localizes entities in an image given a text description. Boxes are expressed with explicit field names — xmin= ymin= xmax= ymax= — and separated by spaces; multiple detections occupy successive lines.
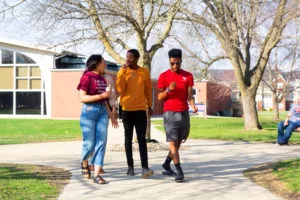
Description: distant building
xmin=0 ymin=38 xmax=163 ymax=118
xmin=198 ymin=69 xmax=300 ymax=112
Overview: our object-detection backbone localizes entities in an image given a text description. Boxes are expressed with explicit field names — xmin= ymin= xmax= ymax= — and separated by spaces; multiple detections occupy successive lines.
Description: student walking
xmin=157 ymin=49 xmax=198 ymax=182
xmin=116 ymin=49 xmax=154 ymax=178
xmin=77 ymin=54 xmax=118 ymax=184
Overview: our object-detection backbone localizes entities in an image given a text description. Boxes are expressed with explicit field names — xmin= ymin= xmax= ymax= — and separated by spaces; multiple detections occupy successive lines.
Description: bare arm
xmin=158 ymin=88 xmax=168 ymax=101
xmin=158 ymin=81 xmax=176 ymax=101
xmin=105 ymin=102 xmax=118 ymax=128
xmin=188 ymin=87 xmax=198 ymax=113
xmin=79 ymin=90 xmax=109 ymax=103
xmin=105 ymin=74 xmax=118 ymax=117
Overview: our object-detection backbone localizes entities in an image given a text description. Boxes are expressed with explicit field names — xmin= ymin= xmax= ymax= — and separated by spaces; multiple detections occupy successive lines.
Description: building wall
xmin=152 ymin=81 xmax=164 ymax=115
xmin=51 ymin=69 xmax=163 ymax=119
xmin=193 ymin=82 xmax=232 ymax=115
xmin=194 ymin=82 xmax=207 ymax=104
xmin=51 ymin=70 xmax=82 ymax=118
xmin=206 ymin=82 xmax=232 ymax=115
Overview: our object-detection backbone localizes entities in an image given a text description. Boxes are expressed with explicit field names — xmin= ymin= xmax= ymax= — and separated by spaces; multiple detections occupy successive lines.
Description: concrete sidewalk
xmin=0 ymin=124 xmax=300 ymax=200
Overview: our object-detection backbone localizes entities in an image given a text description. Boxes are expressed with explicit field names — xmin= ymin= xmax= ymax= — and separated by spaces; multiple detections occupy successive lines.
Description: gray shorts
xmin=163 ymin=110 xmax=190 ymax=142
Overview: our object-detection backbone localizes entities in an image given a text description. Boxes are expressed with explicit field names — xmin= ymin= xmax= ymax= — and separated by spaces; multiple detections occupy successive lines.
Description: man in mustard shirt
xmin=116 ymin=49 xmax=154 ymax=178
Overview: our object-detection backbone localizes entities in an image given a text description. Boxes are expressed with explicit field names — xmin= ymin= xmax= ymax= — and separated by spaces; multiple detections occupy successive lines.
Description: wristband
xmin=166 ymin=87 xmax=171 ymax=93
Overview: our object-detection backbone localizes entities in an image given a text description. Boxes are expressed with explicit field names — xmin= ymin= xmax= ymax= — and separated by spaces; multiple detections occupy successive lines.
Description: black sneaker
xmin=127 ymin=166 xmax=135 ymax=176
xmin=141 ymin=168 xmax=154 ymax=178
xmin=175 ymin=166 xmax=184 ymax=182
xmin=175 ymin=173 xmax=184 ymax=182
xmin=162 ymin=163 xmax=177 ymax=176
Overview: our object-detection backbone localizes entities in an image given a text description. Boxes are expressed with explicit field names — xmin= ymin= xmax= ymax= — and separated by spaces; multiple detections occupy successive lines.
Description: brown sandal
xmin=99 ymin=168 xmax=105 ymax=174
xmin=93 ymin=175 xmax=106 ymax=184
xmin=81 ymin=162 xmax=91 ymax=179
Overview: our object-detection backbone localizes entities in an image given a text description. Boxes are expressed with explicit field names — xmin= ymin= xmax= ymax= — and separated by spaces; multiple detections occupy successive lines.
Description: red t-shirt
xmin=157 ymin=69 xmax=194 ymax=112
xmin=77 ymin=71 xmax=107 ymax=104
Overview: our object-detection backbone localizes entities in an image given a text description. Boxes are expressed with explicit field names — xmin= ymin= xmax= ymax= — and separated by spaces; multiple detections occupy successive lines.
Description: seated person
xmin=277 ymin=96 xmax=300 ymax=145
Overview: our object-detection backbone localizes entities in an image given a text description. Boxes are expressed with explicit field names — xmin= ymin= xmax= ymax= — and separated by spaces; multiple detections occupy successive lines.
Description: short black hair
xmin=86 ymin=54 xmax=103 ymax=71
xmin=168 ymin=48 xmax=182 ymax=59
xmin=127 ymin=49 xmax=140 ymax=58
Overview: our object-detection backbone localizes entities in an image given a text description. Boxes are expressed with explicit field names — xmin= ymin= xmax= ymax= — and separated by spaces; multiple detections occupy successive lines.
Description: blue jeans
xmin=277 ymin=120 xmax=300 ymax=144
xmin=80 ymin=103 xmax=108 ymax=167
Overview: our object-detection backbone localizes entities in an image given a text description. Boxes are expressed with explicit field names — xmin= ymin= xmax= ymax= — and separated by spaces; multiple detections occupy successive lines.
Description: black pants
xmin=122 ymin=110 xmax=148 ymax=168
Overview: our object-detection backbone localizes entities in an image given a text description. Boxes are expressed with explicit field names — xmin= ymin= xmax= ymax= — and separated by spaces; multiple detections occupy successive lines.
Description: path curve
xmin=0 ymin=124 xmax=299 ymax=200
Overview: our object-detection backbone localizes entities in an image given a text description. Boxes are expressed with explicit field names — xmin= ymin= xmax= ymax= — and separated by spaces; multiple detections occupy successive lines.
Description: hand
xmin=100 ymin=91 xmax=111 ymax=99
xmin=110 ymin=115 xmax=119 ymax=128
xmin=148 ymin=108 xmax=153 ymax=116
xmin=284 ymin=120 xmax=289 ymax=126
xmin=169 ymin=81 xmax=176 ymax=91
xmin=192 ymin=106 xmax=198 ymax=113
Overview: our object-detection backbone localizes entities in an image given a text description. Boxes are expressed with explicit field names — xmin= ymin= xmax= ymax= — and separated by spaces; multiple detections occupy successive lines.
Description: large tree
xmin=23 ymin=0 xmax=187 ymax=139
xmin=180 ymin=0 xmax=299 ymax=129
xmin=25 ymin=0 xmax=187 ymax=68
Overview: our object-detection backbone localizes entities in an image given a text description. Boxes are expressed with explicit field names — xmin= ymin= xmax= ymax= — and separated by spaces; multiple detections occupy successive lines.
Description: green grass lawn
xmin=0 ymin=164 xmax=71 ymax=200
xmin=273 ymin=158 xmax=300 ymax=193
xmin=153 ymin=111 xmax=300 ymax=144
xmin=0 ymin=111 xmax=299 ymax=145
xmin=0 ymin=119 xmax=81 ymax=145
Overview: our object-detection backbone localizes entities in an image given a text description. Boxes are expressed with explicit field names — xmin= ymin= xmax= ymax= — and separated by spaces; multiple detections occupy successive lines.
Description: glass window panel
xmin=30 ymin=66 xmax=41 ymax=77
xmin=30 ymin=79 xmax=41 ymax=89
xmin=0 ymin=67 xmax=13 ymax=89
xmin=16 ymin=67 xmax=28 ymax=77
xmin=16 ymin=79 xmax=28 ymax=89
xmin=0 ymin=92 xmax=13 ymax=114
xmin=16 ymin=92 xmax=41 ymax=115
xmin=16 ymin=52 xmax=36 ymax=64
xmin=1 ymin=49 xmax=13 ymax=64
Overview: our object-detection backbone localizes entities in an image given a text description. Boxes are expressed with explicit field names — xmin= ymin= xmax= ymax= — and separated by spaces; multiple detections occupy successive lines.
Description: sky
xmin=0 ymin=1 xmax=236 ymax=79
xmin=2 ymin=1 xmax=297 ymax=80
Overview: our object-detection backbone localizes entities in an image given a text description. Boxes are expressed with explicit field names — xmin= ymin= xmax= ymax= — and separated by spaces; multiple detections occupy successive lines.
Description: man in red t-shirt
xmin=157 ymin=49 xmax=198 ymax=182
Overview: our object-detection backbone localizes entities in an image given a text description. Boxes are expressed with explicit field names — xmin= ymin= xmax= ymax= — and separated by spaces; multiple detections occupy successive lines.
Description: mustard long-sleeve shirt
xmin=116 ymin=66 xmax=152 ymax=111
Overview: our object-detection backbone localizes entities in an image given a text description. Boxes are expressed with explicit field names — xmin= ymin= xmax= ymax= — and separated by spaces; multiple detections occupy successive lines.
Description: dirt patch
xmin=0 ymin=164 xmax=71 ymax=198
xmin=244 ymin=164 xmax=300 ymax=200
xmin=33 ymin=165 xmax=71 ymax=193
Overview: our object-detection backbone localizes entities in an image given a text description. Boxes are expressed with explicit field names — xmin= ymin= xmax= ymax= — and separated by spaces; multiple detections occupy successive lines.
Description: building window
xmin=1 ymin=49 xmax=13 ymax=64
xmin=0 ymin=48 xmax=45 ymax=115
xmin=16 ymin=52 xmax=36 ymax=64
xmin=0 ymin=92 xmax=13 ymax=114
xmin=16 ymin=92 xmax=41 ymax=115
xmin=16 ymin=66 xmax=42 ymax=90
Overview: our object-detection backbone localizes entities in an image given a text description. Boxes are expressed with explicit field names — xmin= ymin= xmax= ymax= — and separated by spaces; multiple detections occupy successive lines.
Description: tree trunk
xmin=273 ymin=93 xmax=280 ymax=120
xmin=241 ymin=90 xmax=262 ymax=130
xmin=145 ymin=54 xmax=152 ymax=141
